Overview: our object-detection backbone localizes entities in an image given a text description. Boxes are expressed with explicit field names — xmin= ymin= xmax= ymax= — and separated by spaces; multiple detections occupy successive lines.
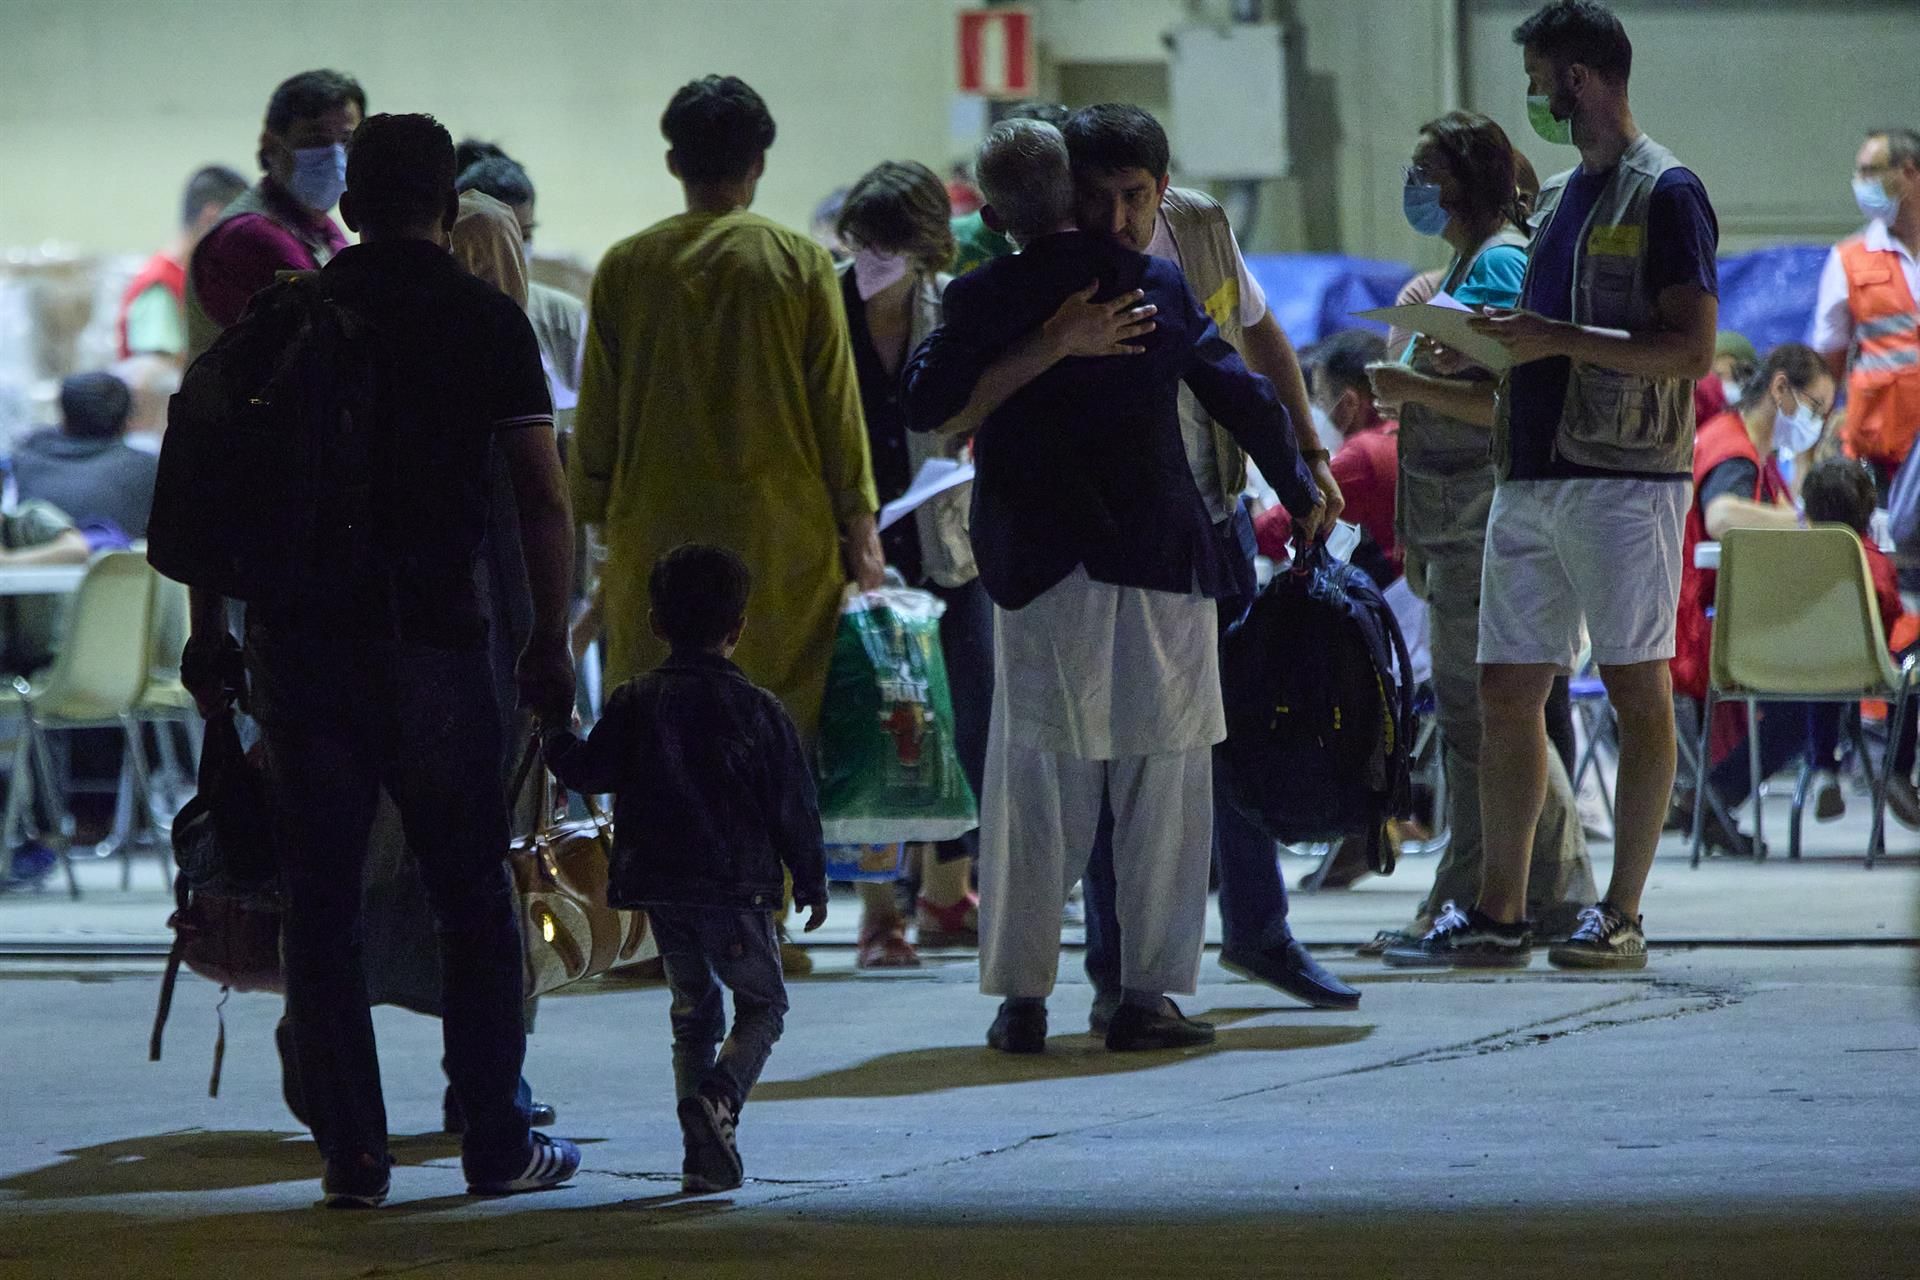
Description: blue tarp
xmin=1249 ymin=243 xmax=1832 ymax=355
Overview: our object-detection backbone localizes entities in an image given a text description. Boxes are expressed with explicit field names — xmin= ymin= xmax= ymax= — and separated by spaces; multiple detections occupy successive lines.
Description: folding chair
xmin=1691 ymin=527 xmax=1918 ymax=869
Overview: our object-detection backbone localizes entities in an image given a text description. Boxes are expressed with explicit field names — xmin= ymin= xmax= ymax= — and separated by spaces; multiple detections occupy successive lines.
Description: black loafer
xmin=1220 ymin=937 xmax=1361 ymax=1010
xmin=1104 ymin=999 xmax=1216 ymax=1052
xmin=987 ymin=1000 xmax=1048 ymax=1054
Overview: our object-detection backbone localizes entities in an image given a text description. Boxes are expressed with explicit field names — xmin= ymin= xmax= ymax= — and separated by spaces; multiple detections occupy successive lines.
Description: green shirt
xmin=950 ymin=212 xmax=1012 ymax=277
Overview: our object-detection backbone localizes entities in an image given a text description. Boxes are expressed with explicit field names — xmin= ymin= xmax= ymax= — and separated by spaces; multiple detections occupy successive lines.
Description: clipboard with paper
xmin=1354 ymin=291 xmax=1515 ymax=373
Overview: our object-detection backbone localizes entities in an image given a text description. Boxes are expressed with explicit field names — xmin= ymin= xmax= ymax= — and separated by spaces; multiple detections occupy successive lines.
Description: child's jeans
xmin=649 ymin=905 xmax=789 ymax=1109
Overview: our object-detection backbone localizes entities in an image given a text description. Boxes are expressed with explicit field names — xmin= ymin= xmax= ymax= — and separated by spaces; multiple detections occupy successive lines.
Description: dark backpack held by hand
xmin=148 ymin=274 xmax=382 ymax=609
xmin=1216 ymin=544 xmax=1415 ymax=872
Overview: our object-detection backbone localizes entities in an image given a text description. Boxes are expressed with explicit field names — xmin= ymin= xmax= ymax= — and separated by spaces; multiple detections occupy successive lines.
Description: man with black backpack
xmin=167 ymin=114 xmax=580 ymax=1207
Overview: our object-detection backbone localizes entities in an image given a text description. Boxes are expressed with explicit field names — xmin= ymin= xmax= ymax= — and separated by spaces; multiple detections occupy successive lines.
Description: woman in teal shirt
xmin=1365 ymin=111 xmax=1597 ymax=954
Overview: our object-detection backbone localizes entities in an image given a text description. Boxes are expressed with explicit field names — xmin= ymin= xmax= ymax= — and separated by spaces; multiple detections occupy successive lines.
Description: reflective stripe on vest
xmin=1838 ymin=236 xmax=1920 ymax=463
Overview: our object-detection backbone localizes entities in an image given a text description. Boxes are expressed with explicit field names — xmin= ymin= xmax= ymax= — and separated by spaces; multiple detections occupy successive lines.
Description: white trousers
xmin=977 ymin=717 xmax=1215 ymax=999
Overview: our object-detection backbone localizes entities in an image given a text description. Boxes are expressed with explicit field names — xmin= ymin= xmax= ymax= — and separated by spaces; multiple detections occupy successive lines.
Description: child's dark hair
xmin=650 ymin=543 xmax=751 ymax=651
xmin=1801 ymin=458 xmax=1877 ymax=536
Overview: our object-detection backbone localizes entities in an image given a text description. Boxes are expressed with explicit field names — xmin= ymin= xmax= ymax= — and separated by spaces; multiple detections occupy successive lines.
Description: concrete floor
xmin=3 ymin=943 xmax=1917 ymax=1278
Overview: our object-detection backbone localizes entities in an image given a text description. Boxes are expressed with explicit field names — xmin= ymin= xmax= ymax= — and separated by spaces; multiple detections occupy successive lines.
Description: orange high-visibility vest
xmin=1839 ymin=236 xmax=1920 ymax=465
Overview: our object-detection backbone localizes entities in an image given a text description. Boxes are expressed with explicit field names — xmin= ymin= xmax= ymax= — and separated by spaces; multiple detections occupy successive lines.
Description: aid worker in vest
xmin=116 ymin=166 xmax=249 ymax=366
xmin=1059 ymin=103 xmax=1361 ymax=1017
xmin=1365 ymin=110 xmax=1596 ymax=956
xmin=1810 ymin=128 xmax=1920 ymax=491
xmin=184 ymin=70 xmax=364 ymax=363
xmin=1384 ymin=0 xmax=1719 ymax=972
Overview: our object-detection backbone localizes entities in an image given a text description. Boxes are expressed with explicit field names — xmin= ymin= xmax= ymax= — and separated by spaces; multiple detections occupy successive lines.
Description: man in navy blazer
xmin=904 ymin=119 xmax=1318 ymax=1055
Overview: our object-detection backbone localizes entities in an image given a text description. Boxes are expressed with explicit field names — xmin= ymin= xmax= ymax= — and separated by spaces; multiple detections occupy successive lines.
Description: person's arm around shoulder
xmin=765 ymin=695 xmax=829 ymax=930
xmin=905 ymin=275 xmax=1159 ymax=440
xmin=1469 ymin=174 xmax=1718 ymax=379
xmin=543 ymin=685 xmax=632 ymax=797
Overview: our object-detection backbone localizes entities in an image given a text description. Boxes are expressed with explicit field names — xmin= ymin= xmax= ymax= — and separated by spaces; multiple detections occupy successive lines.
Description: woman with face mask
xmin=1363 ymin=111 xmax=1598 ymax=954
xmin=832 ymin=161 xmax=989 ymax=968
xmin=1669 ymin=343 xmax=1844 ymax=852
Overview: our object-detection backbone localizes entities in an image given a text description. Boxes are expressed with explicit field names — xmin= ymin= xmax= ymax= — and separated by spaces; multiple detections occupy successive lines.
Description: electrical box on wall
xmin=1166 ymin=23 xmax=1289 ymax=179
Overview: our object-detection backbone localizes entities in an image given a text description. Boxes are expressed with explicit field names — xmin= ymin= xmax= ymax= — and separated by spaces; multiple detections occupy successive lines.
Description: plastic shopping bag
xmin=817 ymin=585 xmax=978 ymax=847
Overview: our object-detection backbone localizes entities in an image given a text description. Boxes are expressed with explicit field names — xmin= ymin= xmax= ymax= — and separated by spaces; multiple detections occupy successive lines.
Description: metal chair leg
xmin=119 ymin=716 xmax=168 ymax=890
xmin=26 ymin=721 xmax=78 ymax=900
xmin=0 ymin=731 xmax=31 ymax=880
xmin=1789 ymin=757 xmax=1812 ymax=861
xmin=1691 ymin=692 xmax=1715 ymax=868
xmin=1747 ymin=699 xmax=1766 ymax=859
xmin=1870 ymin=684 xmax=1913 ymax=869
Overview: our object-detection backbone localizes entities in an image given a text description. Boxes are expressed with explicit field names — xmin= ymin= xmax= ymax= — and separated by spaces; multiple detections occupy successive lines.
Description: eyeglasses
xmin=1790 ymin=387 xmax=1836 ymax=422
xmin=1402 ymin=163 xmax=1440 ymax=187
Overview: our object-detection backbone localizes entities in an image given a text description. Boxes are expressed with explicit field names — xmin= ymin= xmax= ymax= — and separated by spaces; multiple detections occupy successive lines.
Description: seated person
xmin=1254 ymin=329 xmax=1399 ymax=586
xmin=1699 ymin=457 xmax=1906 ymax=847
xmin=0 ymin=500 xmax=90 ymax=677
xmin=9 ymin=373 xmax=159 ymax=540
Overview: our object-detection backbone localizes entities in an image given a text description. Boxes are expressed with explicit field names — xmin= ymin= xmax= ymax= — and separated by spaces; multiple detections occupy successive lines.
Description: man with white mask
xmin=1810 ymin=128 xmax=1920 ymax=488
xmin=185 ymin=70 xmax=364 ymax=362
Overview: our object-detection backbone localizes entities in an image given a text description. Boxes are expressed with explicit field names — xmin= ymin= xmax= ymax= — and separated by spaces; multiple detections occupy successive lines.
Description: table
xmin=0 ymin=565 xmax=87 ymax=596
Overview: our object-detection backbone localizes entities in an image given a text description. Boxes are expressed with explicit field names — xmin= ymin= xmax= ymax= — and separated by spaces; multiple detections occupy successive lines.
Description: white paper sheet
xmin=879 ymin=457 xmax=975 ymax=531
xmin=1354 ymin=292 xmax=1515 ymax=372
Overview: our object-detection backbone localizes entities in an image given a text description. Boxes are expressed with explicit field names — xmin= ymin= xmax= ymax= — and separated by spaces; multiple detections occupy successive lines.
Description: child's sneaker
xmin=1814 ymin=770 xmax=1846 ymax=822
xmin=678 ymin=1088 xmax=743 ymax=1194
xmin=1548 ymin=903 xmax=1648 ymax=970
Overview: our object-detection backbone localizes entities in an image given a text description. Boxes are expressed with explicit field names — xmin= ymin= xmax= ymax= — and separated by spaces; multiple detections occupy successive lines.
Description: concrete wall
xmin=0 ymin=0 xmax=964 ymax=263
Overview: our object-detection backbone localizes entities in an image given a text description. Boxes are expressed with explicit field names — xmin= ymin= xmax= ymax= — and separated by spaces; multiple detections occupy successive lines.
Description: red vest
xmin=1837 ymin=235 xmax=1920 ymax=466
xmin=114 ymin=251 xmax=187 ymax=359
xmin=1671 ymin=412 xmax=1788 ymax=700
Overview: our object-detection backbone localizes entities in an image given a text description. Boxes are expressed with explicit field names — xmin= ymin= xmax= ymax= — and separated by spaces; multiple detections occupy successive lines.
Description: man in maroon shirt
xmin=183 ymin=69 xmax=364 ymax=361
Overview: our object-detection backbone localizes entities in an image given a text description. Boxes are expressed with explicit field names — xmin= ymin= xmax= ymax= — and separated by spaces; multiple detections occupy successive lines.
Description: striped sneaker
xmin=320 ymin=1152 xmax=392 ymax=1209
xmin=679 ymin=1089 xmax=744 ymax=1194
xmin=1548 ymin=903 xmax=1648 ymax=970
xmin=465 ymin=1132 xmax=581 ymax=1196
xmin=1381 ymin=901 xmax=1532 ymax=969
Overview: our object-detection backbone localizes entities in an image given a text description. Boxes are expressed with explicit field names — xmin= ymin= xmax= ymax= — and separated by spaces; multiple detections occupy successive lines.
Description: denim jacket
xmin=542 ymin=653 xmax=827 ymax=911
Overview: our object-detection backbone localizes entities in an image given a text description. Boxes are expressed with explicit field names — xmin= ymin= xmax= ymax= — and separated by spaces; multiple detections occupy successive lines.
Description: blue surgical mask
xmin=1854 ymin=176 xmax=1900 ymax=224
xmin=287 ymin=143 xmax=348 ymax=213
xmin=1402 ymin=181 xmax=1450 ymax=236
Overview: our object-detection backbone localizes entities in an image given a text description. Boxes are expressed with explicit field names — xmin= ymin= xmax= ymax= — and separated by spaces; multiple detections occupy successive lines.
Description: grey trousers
xmin=1402 ymin=465 xmax=1597 ymax=933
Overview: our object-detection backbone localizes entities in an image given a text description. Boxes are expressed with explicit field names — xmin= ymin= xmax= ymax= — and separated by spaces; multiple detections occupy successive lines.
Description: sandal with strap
xmin=915 ymin=893 xmax=979 ymax=948
xmin=856 ymin=922 xmax=921 ymax=969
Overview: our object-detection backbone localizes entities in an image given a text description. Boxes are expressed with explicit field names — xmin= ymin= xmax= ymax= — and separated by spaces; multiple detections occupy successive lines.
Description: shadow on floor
xmin=754 ymin=1009 xmax=1374 ymax=1101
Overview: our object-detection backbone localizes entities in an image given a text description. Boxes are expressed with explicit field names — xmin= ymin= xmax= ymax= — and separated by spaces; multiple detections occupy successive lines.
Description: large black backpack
xmin=1216 ymin=544 xmax=1416 ymax=871
xmin=148 ymin=274 xmax=382 ymax=609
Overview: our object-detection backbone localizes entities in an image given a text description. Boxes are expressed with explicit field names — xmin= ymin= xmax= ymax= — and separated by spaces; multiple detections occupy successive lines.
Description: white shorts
xmin=1478 ymin=476 xmax=1691 ymax=671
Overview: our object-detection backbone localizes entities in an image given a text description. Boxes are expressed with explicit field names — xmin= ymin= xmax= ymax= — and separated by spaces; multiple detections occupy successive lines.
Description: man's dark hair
xmin=345 ymin=113 xmax=456 ymax=230
xmin=1314 ymin=329 xmax=1388 ymax=400
xmin=454 ymin=138 xmax=509 ymax=175
xmin=1419 ymin=111 xmax=1524 ymax=233
xmin=457 ymin=156 xmax=536 ymax=207
xmin=1871 ymin=128 xmax=1920 ymax=172
xmin=1062 ymin=103 xmax=1171 ymax=180
xmin=1802 ymin=458 xmax=1877 ymax=537
xmin=264 ymin=69 xmax=366 ymax=136
xmin=837 ymin=160 xmax=955 ymax=265
xmin=1512 ymin=0 xmax=1632 ymax=85
xmin=181 ymin=165 xmax=247 ymax=226
xmin=60 ymin=372 xmax=132 ymax=440
xmin=650 ymin=543 xmax=752 ymax=651
xmin=661 ymin=76 xmax=777 ymax=184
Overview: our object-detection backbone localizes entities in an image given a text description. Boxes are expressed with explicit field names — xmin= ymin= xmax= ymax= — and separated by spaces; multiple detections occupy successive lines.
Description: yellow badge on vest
xmin=1586 ymin=224 xmax=1642 ymax=258
xmin=1203 ymin=279 xmax=1241 ymax=331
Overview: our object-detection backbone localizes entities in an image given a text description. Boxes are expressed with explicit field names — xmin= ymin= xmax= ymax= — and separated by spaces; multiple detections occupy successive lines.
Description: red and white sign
xmin=957 ymin=8 xmax=1035 ymax=99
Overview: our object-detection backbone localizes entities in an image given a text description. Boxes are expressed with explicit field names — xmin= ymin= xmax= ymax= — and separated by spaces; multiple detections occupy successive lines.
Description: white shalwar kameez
xmin=979 ymin=566 xmax=1223 ymax=999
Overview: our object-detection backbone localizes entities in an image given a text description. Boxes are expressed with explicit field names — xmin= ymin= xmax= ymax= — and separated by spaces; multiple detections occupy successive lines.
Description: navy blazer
xmin=903 ymin=230 xmax=1317 ymax=610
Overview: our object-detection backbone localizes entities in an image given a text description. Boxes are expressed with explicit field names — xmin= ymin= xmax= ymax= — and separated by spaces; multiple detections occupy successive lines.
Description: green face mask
xmin=1527 ymin=94 xmax=1574 ymax=146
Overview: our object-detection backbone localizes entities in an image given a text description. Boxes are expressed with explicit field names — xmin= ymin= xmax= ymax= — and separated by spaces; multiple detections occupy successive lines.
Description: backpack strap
xmin=148 ymin=871 xmax=192 ymax=1063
